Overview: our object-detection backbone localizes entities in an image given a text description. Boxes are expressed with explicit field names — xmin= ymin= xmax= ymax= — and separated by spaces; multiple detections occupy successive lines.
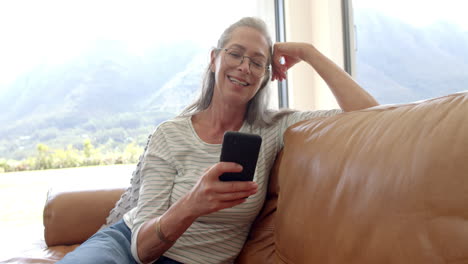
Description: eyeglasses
xmin=220 ymin=48 xmax=269 ymax=77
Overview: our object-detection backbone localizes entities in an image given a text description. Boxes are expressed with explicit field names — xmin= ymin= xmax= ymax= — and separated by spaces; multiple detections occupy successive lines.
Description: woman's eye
xmin=229 ymin=52 xmax=242 ymax=58
xmin=252 ymin=60 xmax=265 ymax=68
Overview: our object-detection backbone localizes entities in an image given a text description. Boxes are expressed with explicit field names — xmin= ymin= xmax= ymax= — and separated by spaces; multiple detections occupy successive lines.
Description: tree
xmin=36 ymin=143 xmax=52 ymax=170
xmin=83 ymin=139 xmax=95 ymax=158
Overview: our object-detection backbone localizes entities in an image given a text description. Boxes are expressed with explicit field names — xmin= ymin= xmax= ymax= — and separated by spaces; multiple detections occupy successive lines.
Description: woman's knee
xmin=58 ymin=225 xmax=135 ymax=264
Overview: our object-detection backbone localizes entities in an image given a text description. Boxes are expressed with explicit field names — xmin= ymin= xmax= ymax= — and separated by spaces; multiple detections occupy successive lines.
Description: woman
xmin=59 ymin=17 xmax=377 ymax=264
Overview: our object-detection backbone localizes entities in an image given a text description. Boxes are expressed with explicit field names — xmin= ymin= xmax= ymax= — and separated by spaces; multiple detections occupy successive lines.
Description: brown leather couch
xmin=2 ymin=91 xmax=468 ymax=263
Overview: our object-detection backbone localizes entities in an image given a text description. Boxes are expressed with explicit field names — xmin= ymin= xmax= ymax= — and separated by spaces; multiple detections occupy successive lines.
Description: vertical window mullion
xmin=274 ymin=0 xmax=289 ymax=108
xmin=342 ymin=0 xmax=354 ymax=76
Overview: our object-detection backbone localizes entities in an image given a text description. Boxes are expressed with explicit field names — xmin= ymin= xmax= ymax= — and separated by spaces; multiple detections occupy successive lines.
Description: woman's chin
xmin=222 ymin=93 xmax=250 ymax=108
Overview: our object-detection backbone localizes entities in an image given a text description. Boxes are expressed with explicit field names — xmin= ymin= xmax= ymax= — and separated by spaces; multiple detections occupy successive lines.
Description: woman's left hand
xmin=271 ymin=41 xmax=378 ymax=111
xmin=271 ymin=42 xmax=311 ymax=81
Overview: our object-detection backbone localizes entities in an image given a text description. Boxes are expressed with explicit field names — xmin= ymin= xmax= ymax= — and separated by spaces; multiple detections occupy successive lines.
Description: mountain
xmin=355 ymin=9 xmax=468 ymax=103
xmin=0 ymin=40 xmax=205 ymax=160
xmin=0 ymin=40 xmax=201 ymax=123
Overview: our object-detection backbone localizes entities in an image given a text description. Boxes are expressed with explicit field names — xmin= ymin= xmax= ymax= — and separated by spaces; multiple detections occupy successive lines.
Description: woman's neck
xmin=192 ymin=105 xmax=246 ymax=144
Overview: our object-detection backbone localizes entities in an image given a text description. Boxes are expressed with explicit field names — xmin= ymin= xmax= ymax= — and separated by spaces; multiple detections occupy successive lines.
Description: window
xmin=352 ymin=0 xmax=468 ymax=104
xmin=0 ymin=0 xmax=277 ymax=169
xmin=0 ymin=1 xmax=279 ymax=255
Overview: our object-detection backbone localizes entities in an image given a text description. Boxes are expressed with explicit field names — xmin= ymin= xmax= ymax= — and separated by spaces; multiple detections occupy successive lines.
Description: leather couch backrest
xmin=239 ymin=92 xmax=468 ymax=264
xmin=276 ymin=92 xmax=468 ymax=263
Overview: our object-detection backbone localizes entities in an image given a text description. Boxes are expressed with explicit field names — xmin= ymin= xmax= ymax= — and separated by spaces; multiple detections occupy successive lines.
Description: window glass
xmin=0 ymin=0 xmax=276 ymax=168
xmin=0 ymin=1 xmax=277 ymax=253
xmin=352 ymin=0 xmax=468 ymax=104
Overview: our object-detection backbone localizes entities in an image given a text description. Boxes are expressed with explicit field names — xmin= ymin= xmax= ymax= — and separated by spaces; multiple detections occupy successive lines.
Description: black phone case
xmin=219 ymin=131 xmax=262 ymax=181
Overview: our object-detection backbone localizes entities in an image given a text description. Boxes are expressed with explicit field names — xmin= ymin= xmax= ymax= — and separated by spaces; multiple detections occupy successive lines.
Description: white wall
xmin=284 ymin=0 xmax=345 ymax=110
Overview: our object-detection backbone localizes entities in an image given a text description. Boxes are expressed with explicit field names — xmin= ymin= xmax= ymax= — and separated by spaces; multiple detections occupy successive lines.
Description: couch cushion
xmin=236 ymin=152 xmax=283 ymax=263
xmin=275 ymin=92 xmax=468 ymax=263
xmin=44 ymin=188 xmax=125 ymax=247
xmin=0 ymin=188 xmax=125 ymax=264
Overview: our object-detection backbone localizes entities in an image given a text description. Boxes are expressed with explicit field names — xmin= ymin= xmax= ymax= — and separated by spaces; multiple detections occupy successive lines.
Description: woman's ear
xmin=210 ymin=49 xmax=217 ymax=73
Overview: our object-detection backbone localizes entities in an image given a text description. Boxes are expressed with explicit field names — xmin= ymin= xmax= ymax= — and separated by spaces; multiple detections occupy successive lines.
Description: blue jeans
xmin=58 ymin=219 xmax=182 ymax=264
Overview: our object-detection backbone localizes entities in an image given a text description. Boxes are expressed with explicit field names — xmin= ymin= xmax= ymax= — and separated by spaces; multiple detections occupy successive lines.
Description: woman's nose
xmin=237 ymin=57 xmax=251 ymax=74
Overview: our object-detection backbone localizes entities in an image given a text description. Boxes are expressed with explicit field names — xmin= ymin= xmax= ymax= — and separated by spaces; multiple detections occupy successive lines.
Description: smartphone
xmin=219 ymin=131 xmax=262 ymax=181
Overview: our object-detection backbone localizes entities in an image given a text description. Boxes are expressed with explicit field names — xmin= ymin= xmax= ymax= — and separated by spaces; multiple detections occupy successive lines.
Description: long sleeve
xmin=129 ymin=127 xmax=177 ymax=263
xmin=104 ymin=133 xmax=153 ymax=229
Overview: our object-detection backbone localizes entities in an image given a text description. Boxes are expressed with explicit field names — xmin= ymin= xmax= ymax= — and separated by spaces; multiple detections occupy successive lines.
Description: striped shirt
xmin=124 ymin=109 xmax=341 ymax=264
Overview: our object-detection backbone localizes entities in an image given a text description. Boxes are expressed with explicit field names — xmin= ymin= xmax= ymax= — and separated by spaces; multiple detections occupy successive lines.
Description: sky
xmin=353 ymin=0 xmax=468 ymax=29
xmin=0 ymin=0 xmax=261 ymax=88
xmin=0 ymin=0 xmax=466 ymax=89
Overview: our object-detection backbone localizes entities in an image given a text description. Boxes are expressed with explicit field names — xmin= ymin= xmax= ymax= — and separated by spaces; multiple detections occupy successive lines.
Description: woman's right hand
xmin=136 ymin=162 xmax=258 ymax=263
xmin=182 ymin=162 xmax=258 ymax=218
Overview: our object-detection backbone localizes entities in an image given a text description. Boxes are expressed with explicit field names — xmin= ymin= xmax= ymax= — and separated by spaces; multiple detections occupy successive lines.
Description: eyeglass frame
xmin=217 ymin=48 xmax=270 ymax=77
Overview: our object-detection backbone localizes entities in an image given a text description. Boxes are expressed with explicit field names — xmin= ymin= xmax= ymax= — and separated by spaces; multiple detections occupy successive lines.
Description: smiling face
xmin=210 ymin=26 xmax=270 ymax=109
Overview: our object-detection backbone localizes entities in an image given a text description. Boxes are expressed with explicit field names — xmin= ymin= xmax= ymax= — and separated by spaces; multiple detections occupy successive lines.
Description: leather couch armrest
xmin=43 ymin=188 xmax=125 ymax=247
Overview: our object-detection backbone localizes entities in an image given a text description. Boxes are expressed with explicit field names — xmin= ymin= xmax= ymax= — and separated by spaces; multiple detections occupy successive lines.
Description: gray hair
xmin=180 ymin=17 xmax=293 ymax=128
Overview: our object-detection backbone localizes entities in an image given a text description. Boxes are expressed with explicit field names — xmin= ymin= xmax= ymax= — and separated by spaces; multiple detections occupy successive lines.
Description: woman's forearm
xmin=135 ymin=162 xmax=254 ymax=263
xmin=301 ymin=44 xmax=378 ymax=111
xmin=136 ymin=195 xmax=197 ymax=263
